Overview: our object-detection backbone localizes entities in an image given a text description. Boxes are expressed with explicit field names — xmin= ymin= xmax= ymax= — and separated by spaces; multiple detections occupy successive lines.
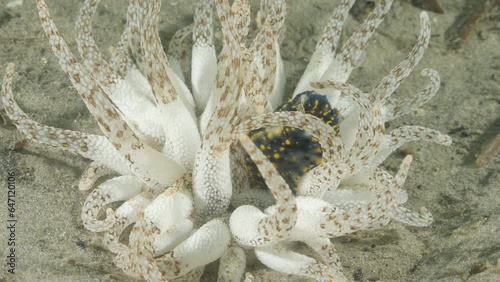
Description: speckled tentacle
xmin=143 ymin=174 xmax=194 ymax=256
xmin=125 ymin=0 xmax=193 ymax=118
xmin=262 ymin=0 xmax=286 ymax=45
xmin=109 ymin=30 xmax=134 ymax=77
xmin=229 ymin=142 xmax=252 ymax=193
xmin=168 ymin=24 xmax=193 ymax=62
xmin=103 ymin=191 xmax=155 ymax=254
xmin=229 ymin=133 xmax=297 ymax=247
xmin=82 ymin=175 xmax=143 ymax=232
xmin=137 ymin=0 xmax=195 ymax=108
xmin=78 ymin=162 xmax=113 ymax=191
xmin=136 ymin=0 xmax=200 ymax=169
xmin=282 ymin=196 xmax=337 ymax=239
xmin=76 ymin=0 xmax=165 ymax=147
xmin=294 ymin=0 xmax=355 ymax=95
xmin=257 ymin=0 xmax=271 ymax=25
xmin=254 ymin=0 xmax=286 ymax=110
xmin=125 ymin=0 xmax=148 ymax=74
xmin=245 ymin=21 xmax=276 ymax=116
xmin=230 ymin=140 xmax=276 ymax=210
xmin=155 ymin=219 xmax=231 ymax=279
xmin=193 ymin=0 xmax=248 ymax=217
xmin=370 ymin=125 xmax=452 ymax=168
xmin=372 ymin=12 xmax=431 ymax=106
xmin=322 ymin=0 xmax=393 ymax=85
xmin=230 ymin=0 xmax=251 ymax=44
xmin=114 ymin=207 xmax=163 ymax=281
xmin=315 ymin=0 xmax=355 ymax=59
xmin=313 ymin=80 xmax=385 ymax=176
xmin=297 ymin=165 xmax=342 ymax=197
xmin=76 ymin=0 xmax=121 ymax=91
xmin=103 ymin=216 xmax=130 ymax=254
xmin=191 ymin=0 xmax=216 ymax=111
xmin=1 ymin=63 xmax=130 ymax=175
xmin=303 ymin=238 xmax=345 ymax=280
xmin=373 ymin=155 xmax=417 ymax=217
xmin=167 ymin=24 xmax=193 ymax=82
xmin=36 ymin=0 xmax=185 ymax=190
xmin=75 ymin=0 xmax=101 ymax=70
xmin=199 ymin=0 xmax=246 ymax=136
xmin=245 ymin=0 xmax=286 ymax=113
xmin=255 ymin=243 xmax=346 ymax=282
xmin=390 ymin=204 xmax=433 ymax=227
xmin=320 ymin=156 xmax=413 ymax=237
xmin=388 ymin=68 xmax=441 ymax=121
xmin=244 ymin=21 xmax=271 ymax=114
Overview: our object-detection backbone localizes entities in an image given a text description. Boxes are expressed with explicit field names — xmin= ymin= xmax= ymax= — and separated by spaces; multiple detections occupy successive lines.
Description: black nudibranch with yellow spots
xmin=248 ymin=91 xmax=340 ymax=193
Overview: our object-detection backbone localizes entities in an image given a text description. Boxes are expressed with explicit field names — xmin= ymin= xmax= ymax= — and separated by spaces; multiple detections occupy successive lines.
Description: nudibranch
xmin=248 ymin=91 xmax=341 ymax=193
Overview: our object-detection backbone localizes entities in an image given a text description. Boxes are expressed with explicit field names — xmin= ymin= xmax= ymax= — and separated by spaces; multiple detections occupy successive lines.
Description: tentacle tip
xmin=419 ymin=11 xmax=429 ymax=20
xmin=420 ymin=68 xmax=437 ymax=76
xmin=419 ymin=207 xmax=433 ymax=225
xmin=78 ymin=180 xmax=93 ymax=191
xmin=403 ymin=154 xmax=413 ymax=164
xmin=82 ymin=208 xmax=116 ymax=232
xmin=82 ymin=220 xmax=111 ymax=232
xmin=310 ymin=81 xmax=324 ymax=89
xmin=438 ymin=134 xmax=452 ymax=146
xmin=105 ymin=207 xmax=116 ymax=218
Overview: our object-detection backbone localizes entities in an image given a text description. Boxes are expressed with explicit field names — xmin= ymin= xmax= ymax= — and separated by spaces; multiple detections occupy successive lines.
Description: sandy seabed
xmin=0 ymin=0 xmax=498 ymax=281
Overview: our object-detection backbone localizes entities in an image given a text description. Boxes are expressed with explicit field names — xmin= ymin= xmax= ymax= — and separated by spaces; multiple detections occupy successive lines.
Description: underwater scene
xmin=0 ymin=0 xmax=498 ymax=281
